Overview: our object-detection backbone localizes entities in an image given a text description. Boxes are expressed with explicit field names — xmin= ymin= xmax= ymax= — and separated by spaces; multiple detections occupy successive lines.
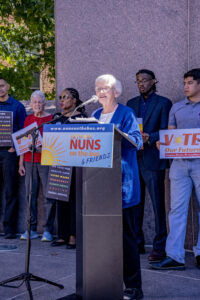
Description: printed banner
xmin=12 ymin=122 xmax=42 ymax=156
xmin=41 ymin=124 xmax=114 ymax=168
xmin=0 ymin=111 xmax=13 ymax=147
xmin=46 ymin=166 xmax=72 ymax=202
xmin=137 ymin=118 xmax=143 ymax=133
xmin=159 ymin=129 xmax=200 ymax=159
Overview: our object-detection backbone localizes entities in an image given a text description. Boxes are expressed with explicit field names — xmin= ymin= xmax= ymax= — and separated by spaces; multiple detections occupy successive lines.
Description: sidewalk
xmin=0 ymin=235 xmax=199 ymax=300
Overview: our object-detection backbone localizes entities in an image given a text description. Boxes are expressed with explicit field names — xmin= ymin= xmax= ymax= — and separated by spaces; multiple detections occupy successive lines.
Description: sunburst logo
xmin=41 ymin=135 xmax=67 ymax=166
xmin=174 ymin=135 xmax=183 ymax=145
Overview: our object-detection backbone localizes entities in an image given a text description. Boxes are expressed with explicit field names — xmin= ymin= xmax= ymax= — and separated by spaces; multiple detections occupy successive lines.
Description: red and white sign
xmin=12 ymin=122 xmax=42 ymax=156
xmin=159 ymin=129 xmax=200 ymax=159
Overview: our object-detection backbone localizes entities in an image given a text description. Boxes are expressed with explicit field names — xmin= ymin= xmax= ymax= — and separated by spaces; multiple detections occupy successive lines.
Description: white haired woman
xmin=93 ymin=75 xmax=143 ymax=300
xmin=19 ymin=90 xmax=55 ymax=242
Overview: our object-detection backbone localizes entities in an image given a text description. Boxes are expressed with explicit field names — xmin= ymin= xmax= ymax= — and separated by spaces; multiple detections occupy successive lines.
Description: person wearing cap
xmin=127 ymin=69 xmax=172 ymax=262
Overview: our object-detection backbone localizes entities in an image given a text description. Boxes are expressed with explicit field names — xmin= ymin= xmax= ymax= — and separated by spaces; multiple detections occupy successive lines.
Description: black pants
xmin=0 ymin=150 xmax=18 ymax=234
xmin=133 ymin=158 xmax=167 ymax=251
xmin=56 ymin=169 xmax=76 ymax=241
xmin=123 ymin=206 xmax=142 ymax=289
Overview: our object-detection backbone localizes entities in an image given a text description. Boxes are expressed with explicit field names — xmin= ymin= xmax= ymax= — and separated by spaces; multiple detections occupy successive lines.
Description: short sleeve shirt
xmin=168 ymin=98 xmax=200 ymax=129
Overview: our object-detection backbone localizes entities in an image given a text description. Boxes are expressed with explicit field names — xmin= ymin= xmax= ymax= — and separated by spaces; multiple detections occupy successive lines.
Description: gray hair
xmin=95 ymin=74 xmax=122 ymax=97
xmin=30 ymin=90 xmax=46 ymax=103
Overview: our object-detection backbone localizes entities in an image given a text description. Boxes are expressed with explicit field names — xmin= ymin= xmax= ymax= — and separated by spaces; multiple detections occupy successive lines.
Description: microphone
xmin=69 ymin=95 xmax=99 ymax=120
xmin=78 ymin=95 xmax=99 ymax=108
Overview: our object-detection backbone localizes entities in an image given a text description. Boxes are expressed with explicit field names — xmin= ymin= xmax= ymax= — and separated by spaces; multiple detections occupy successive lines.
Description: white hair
xmin=30 ymin=90 xmax=46 ymax=103
xmin=95 ymin=74 xmax=122 ymax=97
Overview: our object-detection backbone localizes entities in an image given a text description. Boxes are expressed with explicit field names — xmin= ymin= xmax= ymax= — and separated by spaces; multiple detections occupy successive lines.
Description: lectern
xmin=75 ymin=129 xmax=123 ymax=300
xmin=41 ymin=124 xmax=129 ymax=300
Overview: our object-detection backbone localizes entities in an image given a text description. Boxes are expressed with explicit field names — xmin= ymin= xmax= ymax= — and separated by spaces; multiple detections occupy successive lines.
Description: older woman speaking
xmin=93 ymin=74 xmax=143 ymax=300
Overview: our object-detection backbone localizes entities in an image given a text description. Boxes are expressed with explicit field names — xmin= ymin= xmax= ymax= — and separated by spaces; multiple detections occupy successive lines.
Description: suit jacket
xmin=127 ymin=93 xmax=172 ymax=170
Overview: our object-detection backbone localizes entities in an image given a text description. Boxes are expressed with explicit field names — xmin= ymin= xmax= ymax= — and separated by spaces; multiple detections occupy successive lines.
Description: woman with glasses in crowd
xmin=19 ymin=90 xmax=55 ymax=242
xmin=51 ymin=88 xmax=86 ymax=249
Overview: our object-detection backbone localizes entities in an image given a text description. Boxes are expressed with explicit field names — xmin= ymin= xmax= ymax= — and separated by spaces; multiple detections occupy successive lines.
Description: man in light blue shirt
xmin=151 ymin=68 xmax=200 ymax=270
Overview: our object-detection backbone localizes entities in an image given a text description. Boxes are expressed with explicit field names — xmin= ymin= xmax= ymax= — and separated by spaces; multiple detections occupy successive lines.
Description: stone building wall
xmin=54 ymin=0 xmax=200 ymax=249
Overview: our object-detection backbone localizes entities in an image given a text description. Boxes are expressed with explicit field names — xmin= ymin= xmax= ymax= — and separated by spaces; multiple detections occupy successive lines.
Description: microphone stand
xmin=68 ymin=95 xmax=98 ymax=121
xmin=0 ymin=106 xmax=91 ymax=298
xmin=0 ymin=126 xmax=64 ymax=299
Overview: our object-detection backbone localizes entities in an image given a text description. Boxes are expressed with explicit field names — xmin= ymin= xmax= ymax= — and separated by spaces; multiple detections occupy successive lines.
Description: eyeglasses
xmin=59 ymin=95 xmax=72 ymax=100
xmin=135 ymin=79 xmax=152 ymax=85
xmin=31 ymin=101 xmax=44 ymax=105
xmin=95 ymin=86 xmax=111 ymax=93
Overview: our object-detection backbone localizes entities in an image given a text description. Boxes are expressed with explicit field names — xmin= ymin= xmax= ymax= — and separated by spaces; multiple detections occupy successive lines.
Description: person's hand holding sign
xmin=156 ymin=140 xmax=170 ymax=151
xmin=142 ymin=132 xmax=149 ymax=143
xmin=139 ymin=132 xmax=149 ymax=150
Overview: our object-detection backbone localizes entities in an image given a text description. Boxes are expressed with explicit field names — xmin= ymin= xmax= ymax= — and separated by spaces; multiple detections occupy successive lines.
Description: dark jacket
xmin=127 ymin=93 xmax=172 ymax=170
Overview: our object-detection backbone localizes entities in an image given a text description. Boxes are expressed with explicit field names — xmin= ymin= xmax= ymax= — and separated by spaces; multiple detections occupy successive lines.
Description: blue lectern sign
xmin=41 ymin=123 xmax=114 ymax=168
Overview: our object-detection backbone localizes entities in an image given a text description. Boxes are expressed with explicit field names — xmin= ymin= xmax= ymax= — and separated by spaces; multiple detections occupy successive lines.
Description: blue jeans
xmin=25 ymin=162 xmax=56 ymax=233
xmin=166 ymin=159 xmax=200 ymax=263
xmin=133 ymin=157 xmax=167 ymax=251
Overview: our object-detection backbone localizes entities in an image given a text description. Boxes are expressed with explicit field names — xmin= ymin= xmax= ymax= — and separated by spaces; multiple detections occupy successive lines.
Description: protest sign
xmin=0 ymin=111 xmax=13 ymax=146
xmin=159 ymin=128 xmax=200 ymax=159
xmin=41 ymin=124 xmax=114 ymax=168
xmin=46 ymin=166 xmax=72 ymax=201
xmin=12 ymin=122 xmax=42 ymax=155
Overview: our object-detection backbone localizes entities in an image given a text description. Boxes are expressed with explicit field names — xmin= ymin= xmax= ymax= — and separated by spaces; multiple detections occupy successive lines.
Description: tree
xmin=0 ymin=0 xmax=55 ymax=100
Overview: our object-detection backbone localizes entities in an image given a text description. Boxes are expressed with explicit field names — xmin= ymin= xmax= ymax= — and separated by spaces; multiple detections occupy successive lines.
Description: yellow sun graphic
xmin=174 ymin=136 xmax=182 ymax=145
xmin=41 ymin=135 xmax=67 ymax=166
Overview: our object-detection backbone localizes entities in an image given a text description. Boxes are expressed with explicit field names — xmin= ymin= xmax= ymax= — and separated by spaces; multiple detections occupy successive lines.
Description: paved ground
xmin=0 ymin=235 xmax=199 ymax=300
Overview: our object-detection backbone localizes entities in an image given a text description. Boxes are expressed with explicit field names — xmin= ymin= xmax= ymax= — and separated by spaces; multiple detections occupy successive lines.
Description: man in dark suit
xmin=127 ymin=69 xmax=172 ymax=262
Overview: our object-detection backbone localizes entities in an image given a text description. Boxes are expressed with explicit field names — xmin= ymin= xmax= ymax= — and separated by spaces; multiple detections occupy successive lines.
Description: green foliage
xmin=0 ymin=0 xmax=55 ymax=100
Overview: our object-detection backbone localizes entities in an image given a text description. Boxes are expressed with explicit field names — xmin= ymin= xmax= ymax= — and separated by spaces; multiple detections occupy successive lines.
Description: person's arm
xmin=156 ymin=104 xmax=177 ymax=150
xmin=17 ymin=103 xmax=27 ymax=130
xmin=142 ymin=132 xmax=150 ymax=144
xmin=18 ymin=154 xmax=26 ymax=176
xmin=122 ymin=111 xmax=143 ymax=150
xmin=147 ymin=99 xmax=172 ymax=145
xmin=9 ymin=103 xmax=27 ymax=152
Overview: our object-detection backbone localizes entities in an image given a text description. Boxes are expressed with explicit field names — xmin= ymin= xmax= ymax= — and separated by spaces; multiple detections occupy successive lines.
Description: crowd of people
xmin=0 ymin=68 xmax=200 ymax=300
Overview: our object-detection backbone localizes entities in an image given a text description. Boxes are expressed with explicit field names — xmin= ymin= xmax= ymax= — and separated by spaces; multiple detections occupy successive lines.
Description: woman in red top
xmin=19 ymin=90 xmax=55 ymax=241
